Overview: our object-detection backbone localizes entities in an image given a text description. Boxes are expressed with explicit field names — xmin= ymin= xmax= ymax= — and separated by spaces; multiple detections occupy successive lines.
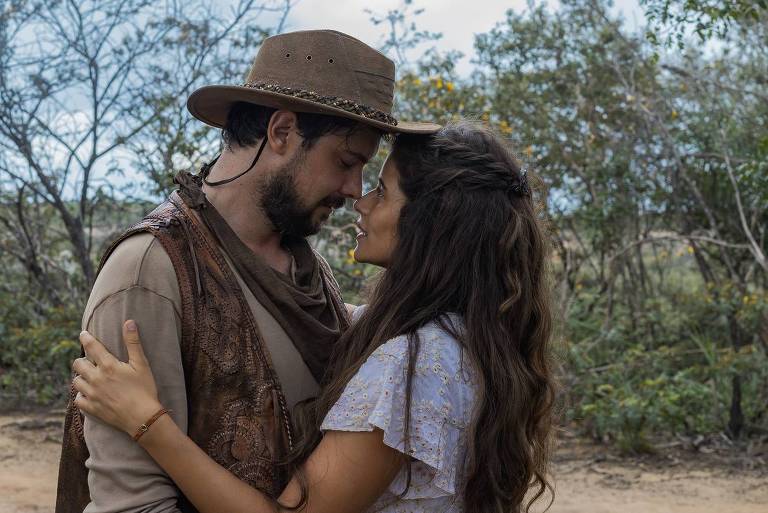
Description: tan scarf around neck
xmin=174 ymin=170 xmax=348 ymax=382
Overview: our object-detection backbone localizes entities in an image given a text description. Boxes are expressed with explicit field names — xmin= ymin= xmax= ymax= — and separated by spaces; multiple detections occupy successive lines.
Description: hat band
xmin=241 ymin=82 xmax=398 ymax=126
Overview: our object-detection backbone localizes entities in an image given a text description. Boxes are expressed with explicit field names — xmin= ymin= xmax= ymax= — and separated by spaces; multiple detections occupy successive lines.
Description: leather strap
xmin=202 ymin=137 xmax=268 ymax=187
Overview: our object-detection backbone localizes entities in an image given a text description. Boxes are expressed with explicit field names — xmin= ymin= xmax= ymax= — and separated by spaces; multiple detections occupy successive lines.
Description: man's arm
xmin=82 ymin=234 xmax=186 ymax=513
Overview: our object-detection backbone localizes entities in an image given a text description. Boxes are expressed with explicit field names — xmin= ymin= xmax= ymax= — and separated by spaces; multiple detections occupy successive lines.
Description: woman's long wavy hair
xmin=288 ymin=121 xmax=556 ymax=513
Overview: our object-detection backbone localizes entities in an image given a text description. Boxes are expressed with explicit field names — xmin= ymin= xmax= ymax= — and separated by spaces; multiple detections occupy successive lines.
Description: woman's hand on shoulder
xmin=72 ymin=320 xmax=163 ymax=436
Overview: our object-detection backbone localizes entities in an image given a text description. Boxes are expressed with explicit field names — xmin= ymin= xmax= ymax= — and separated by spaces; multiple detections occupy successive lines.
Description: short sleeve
xmin=320 ymin=322 xmax=474 ymax=499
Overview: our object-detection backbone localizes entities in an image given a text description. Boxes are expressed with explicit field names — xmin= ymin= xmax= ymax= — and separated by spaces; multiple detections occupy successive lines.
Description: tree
xmin=0 ymin=0 xmax=294 ymax=308
xmin=0 ymin=0 xmax=294 ymax=405
xmin=463 ymin=0 xmax=767 ymax=442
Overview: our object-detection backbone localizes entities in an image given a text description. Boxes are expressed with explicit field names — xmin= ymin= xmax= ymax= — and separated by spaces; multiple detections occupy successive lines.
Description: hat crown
xmin=246 ymin=30 xmax=395 ymax=115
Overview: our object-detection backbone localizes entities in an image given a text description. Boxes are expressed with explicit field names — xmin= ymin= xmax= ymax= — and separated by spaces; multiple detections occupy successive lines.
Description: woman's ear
xmin=267 ymin=110 xmax=299 ymax=156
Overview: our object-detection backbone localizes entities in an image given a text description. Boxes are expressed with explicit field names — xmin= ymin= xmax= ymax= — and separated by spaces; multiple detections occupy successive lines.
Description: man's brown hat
xmin=187 ymin=30 xmax=440 ymax=134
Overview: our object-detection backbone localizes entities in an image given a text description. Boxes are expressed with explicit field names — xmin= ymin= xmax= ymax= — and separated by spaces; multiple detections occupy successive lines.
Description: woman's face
xmin=353 ymin=154 xmax=407 ymax=267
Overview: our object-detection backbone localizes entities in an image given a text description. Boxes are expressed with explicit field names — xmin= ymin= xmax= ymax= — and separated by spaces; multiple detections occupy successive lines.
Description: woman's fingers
xmin=73 ymin=392 xmax=94 ymax=416
xmin=72 ymin=373 xmax=95 ymax=398
xmin=72 ymin=356 xmax=97 ymax=380
xmin=79 ymin=331 xmax=116 ymax=367
xmin=122 ymin=320 xmax=148 ymax=369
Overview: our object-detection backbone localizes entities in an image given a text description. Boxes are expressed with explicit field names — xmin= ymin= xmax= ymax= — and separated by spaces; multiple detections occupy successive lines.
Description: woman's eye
xmin=340 ymin=160 xmax=355 ymax=169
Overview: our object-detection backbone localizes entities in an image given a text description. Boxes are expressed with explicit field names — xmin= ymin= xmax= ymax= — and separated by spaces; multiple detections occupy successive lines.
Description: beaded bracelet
xmin=132 ymin=408 xmax=172 ymax=442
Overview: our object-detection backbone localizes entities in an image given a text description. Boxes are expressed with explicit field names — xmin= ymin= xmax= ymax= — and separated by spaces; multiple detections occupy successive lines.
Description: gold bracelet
xmin=132 ymin=408 xmax=172 ymax=442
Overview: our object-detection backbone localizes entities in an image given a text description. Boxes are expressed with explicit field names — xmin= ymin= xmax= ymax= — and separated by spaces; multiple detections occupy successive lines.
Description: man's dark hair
xmin=221 ymin=101 xmax=377 ymax=150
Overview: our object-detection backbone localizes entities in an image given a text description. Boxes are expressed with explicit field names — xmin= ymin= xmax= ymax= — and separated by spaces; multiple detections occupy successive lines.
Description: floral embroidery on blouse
xmin=320 ymin=306 xmax=477 ymax=512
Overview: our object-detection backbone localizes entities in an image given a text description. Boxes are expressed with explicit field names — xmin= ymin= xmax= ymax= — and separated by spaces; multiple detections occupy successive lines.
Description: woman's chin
xmin=352 ymin=245 xmax=369 ymax=264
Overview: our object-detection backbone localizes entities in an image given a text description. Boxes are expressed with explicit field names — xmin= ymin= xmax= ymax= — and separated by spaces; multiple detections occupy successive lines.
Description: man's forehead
xmin=338 ymin=127 xmax=381 ymax=161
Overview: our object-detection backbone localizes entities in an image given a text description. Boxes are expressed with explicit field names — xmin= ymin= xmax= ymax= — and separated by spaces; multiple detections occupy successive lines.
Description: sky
xmin=277 ymin=0 xmax=646 ymax=76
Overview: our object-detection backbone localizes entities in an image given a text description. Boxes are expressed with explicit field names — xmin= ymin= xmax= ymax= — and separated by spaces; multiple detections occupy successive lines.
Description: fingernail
xmin=126 ymin=320 xmax=137 ymax=332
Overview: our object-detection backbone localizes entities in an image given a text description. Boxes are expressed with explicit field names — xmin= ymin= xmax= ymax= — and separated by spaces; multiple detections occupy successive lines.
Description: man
xmin=55 ymin=29 xmax=438 ymax=513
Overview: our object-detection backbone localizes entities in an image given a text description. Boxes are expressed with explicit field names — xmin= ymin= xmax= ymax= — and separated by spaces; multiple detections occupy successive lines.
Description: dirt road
xmin=1 ymin=411 xmax=766 ymax=513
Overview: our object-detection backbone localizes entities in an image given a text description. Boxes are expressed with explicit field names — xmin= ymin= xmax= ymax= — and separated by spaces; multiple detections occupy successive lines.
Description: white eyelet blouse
xmin=320 ymin=307 xmax=477 ymax=512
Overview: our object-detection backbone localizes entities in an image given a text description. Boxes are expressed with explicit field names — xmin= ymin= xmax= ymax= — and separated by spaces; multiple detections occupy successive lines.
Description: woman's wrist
xmin=135 ymin=412 xmax=181 ymax=451
xmin=125 ymin=400 xmax=165 ymax=437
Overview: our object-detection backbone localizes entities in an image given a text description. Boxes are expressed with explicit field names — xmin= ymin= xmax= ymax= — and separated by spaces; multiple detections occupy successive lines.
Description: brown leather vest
xmin=55 ymin=192 xmax=347 ymax=512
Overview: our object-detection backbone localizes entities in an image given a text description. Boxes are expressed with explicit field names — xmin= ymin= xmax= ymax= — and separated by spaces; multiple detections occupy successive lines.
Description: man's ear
xmin=267 ymin=110 xmax=299 ymax=156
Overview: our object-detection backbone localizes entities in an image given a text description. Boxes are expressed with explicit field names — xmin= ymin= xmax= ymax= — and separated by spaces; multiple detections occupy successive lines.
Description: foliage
xmin=0 ymin=299 xmax=81 ymax=407
xmin=641 ymin=0 xmax=768 ymax=47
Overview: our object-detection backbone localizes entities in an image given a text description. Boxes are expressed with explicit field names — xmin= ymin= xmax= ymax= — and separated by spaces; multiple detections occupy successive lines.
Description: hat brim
xmin=187 ymin=85 xmax=441 ymax=135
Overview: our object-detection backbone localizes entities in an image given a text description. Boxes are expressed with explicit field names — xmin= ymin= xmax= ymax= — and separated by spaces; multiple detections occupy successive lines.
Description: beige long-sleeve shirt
xmin=81 ymin=232 xmax=318 ymax=513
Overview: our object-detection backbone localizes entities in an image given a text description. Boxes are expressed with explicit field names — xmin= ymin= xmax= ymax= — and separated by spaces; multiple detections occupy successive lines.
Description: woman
xmin=72 ymin=121 xmax=556 ymax=513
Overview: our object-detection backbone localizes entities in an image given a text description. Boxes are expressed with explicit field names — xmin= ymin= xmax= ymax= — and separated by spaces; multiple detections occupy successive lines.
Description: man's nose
xmin=340 ymin=169 xmax=364 ymax=199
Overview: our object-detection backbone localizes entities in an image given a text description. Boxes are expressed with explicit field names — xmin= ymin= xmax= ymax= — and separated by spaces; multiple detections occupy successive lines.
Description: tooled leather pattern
xmin=56 ymin=192 xmax=298 ymax=512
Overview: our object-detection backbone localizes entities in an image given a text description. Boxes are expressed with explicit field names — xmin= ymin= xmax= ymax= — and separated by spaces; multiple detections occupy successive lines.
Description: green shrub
xmin=0 ymin=303 xmax=81 ymax=407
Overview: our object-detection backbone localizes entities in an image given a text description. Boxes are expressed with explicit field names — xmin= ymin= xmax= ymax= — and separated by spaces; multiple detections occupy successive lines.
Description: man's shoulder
xmin=93 ymin=232 xmax=177 ymax=299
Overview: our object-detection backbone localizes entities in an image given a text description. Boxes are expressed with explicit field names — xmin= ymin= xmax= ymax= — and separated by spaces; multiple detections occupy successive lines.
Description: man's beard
xmin=258 ymin=159 xmax=345 ymax=240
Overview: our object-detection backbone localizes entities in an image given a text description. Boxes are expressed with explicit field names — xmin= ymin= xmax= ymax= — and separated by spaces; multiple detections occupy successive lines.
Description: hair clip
xmin=509 ymin=170 xmax=531 ymax=197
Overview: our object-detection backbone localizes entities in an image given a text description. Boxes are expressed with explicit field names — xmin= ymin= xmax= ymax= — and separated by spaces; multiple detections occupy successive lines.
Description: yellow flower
xmin=525 ymin=145 xmax=534 ymax=158
xmin=445 ymin=81 xmax=454 ymax=91
xmin=499 ymin=119 xmax=513 ymax=135
xmin=435 ymin=78 xmax=443 ymax=89
xmin=353 ymin=269 xmax=362 ymax=276
xmin=687 ymin=246 xmax=694 ymax=254
xmin=413 ymin=77 xmax=421 ymax=86
xmin=671 ymin=110 xmax=678 ymax=119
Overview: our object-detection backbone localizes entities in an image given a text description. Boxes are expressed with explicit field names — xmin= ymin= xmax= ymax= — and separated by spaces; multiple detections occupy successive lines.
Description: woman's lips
xmin=355 ymin=220 xmax=368 ymax=239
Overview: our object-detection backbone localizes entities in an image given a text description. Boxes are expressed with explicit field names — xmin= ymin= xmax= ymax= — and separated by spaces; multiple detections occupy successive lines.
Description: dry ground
xmin=1 ymin=410 xmax=766 ymax=513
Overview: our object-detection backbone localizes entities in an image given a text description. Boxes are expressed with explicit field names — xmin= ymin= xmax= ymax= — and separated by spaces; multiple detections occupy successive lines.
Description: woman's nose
xmin=354 ymin=190 xmax=373 ymax=214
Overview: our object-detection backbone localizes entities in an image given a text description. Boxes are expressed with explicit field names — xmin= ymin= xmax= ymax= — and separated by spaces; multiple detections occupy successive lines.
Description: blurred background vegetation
xmin=1 ymin=0 xmax=766 ymax=454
